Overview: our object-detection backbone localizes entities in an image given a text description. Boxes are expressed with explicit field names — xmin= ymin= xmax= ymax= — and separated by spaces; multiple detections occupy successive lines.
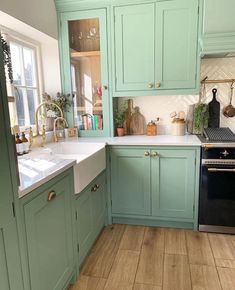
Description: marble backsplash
xmin=119 ymin=57 xmax=235 ymax=135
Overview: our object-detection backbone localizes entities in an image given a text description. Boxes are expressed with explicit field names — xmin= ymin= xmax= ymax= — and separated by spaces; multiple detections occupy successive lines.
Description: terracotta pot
xmin=117 ymin=127 xmax=125 ymax=137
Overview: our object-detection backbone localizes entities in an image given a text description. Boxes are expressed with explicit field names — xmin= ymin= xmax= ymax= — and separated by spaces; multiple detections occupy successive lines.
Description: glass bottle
xmin=21 ymin=132 xmax=29 ymax=154
xmin=15 ymin=133 xmax=23 ymax=155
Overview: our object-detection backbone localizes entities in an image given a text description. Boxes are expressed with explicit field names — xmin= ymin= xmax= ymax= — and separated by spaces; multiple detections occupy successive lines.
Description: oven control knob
xmin=221 ymin=149 xmax=229 ymax=157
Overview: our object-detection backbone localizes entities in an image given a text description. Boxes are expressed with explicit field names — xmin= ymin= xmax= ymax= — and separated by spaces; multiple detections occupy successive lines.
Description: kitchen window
xmin=6 ymin=37 xmax=41 ymax=128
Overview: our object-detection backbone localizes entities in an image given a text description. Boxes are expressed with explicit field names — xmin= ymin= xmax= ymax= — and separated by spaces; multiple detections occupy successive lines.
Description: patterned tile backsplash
xmin=119 ymin=57 xmax=235 ymax=135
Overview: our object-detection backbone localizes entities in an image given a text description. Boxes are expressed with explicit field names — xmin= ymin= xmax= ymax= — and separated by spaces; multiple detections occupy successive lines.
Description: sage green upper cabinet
xmin=114 ymin=4 xmax=155 ymax=91
xmin=155 ymin=0 xmax=199 ymax=90
xmin=59 ymin=9 xmax=111 ymax=136
xmin=110 ymin=148 xmax=151 ymax=216
xmin=113 ymin=0 xmax=199 ymax=96
xmin=151 ymin=149 xmax=195 ymax=219
xmin=200 ymin=0 xmax=235 ymax=54
xmin=22 ymin=170 xmax=74 ymax=290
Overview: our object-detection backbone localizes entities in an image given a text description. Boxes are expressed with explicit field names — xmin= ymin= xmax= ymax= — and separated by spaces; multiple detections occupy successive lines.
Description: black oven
xmin=199 ymin=147 xmax=235 ymax=234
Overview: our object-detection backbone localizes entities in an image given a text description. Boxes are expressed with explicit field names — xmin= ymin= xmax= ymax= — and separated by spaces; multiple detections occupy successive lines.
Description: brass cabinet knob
xmin=151 ymin=151 xmax=159 ymax=157
xmin=91 ymin=184 xmax=100 ymax=192
xmin=156 ymin=82 xmax=161 ymax=88
xmin=47 ymin=190 xmax=56 ymax=201
xmin=148 ymin=83 xmax=154 ymax=89
xmin=144 ymin=151 xmax=150 ymax=156
xmin=103 ymin=85 xmax=108 ymax=90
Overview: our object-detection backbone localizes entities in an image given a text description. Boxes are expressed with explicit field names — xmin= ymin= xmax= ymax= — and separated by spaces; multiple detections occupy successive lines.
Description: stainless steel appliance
xmin=198 ymin=128 xmax=235 ymax=234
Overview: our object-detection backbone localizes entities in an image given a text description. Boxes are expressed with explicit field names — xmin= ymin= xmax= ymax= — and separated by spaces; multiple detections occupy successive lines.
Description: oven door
xmin=199 ymin=160 xmax=235 ymax=230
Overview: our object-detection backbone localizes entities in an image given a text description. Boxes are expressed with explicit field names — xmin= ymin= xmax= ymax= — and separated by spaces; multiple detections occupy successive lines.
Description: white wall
xmin=0 ymin=0 xmax=58 ymax=39
xmin=0 ymin=11 xmax=61 ymax=96
xmin=120 ymin=57 xmax=235 ymax=134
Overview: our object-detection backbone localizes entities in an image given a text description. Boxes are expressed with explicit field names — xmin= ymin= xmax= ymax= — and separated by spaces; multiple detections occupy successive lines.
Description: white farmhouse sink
xmin=47 ymin=142 xmax=106 ymax=194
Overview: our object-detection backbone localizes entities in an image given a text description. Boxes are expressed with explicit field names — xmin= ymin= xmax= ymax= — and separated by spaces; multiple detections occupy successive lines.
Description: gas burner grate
xmin=203 ymin=128 xmax=235 ymax=141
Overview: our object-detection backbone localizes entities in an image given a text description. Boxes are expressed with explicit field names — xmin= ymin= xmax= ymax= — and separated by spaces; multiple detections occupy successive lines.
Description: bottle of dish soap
xmin=21 ymin=132 xmax=29 ymax=154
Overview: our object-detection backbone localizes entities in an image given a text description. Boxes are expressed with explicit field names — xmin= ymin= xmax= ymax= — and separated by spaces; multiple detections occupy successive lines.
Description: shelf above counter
xmin=71 ymin=50 xmax=100 ymax=59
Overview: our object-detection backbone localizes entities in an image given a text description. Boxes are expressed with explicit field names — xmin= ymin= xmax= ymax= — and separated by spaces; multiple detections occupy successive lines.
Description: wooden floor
xmin=70 ymin=225 xmax=235 ymax=290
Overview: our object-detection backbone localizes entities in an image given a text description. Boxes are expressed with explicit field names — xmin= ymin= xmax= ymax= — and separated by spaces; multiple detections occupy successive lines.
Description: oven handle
xmin=208 ymin=168 xmax=235 ymax=173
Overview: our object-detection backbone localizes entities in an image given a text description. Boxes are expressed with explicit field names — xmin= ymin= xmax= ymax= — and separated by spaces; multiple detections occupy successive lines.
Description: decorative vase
xmin=45 ymin=117 xmax=55 ymax=132
xmin=117 ymin=127 xmax=125 ymax=137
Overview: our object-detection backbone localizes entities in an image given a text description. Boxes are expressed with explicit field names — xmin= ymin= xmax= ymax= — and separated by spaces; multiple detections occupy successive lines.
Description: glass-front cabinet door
xmin=60 ymin=9 xmax=110 ymax=136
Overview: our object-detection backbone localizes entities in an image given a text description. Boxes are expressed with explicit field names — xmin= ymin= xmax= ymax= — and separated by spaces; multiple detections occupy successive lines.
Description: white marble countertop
xmin=18 ymin=156 xmax=76 ymax=198
xmin=18 ymin=134 xmax=200 ymax=198
xmin=71 ymin=134 xmax=201 ymax=146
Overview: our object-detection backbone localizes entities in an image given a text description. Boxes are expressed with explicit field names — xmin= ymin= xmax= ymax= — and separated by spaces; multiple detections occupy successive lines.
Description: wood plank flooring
xmin=70 ymin=225 xmax=235 ymax=290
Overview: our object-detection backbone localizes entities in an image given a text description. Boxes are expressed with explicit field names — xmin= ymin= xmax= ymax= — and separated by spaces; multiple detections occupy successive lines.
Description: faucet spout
xmin=53 ymin=117 xmax=68 ymax=142
xmin=35 ymin=101 xmax=64 ymax=136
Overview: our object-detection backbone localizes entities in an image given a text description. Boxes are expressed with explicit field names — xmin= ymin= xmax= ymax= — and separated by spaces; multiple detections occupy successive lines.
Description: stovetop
xmin=203 ymin=128 xmax=235 ymax=142
xmin=196 ymin=127 xmax=235 ymax=148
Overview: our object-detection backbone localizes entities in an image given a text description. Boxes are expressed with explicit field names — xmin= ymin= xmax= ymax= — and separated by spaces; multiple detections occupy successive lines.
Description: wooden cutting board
xmin=130 ymin=106 xmax=146 ymax=135
xmin=123 ymin=99 xmax=133 ymax=135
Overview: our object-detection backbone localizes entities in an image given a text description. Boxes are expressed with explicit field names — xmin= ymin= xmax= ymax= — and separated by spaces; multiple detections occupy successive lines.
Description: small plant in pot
xmin=114 ymin=109 xmax=126 ymax=136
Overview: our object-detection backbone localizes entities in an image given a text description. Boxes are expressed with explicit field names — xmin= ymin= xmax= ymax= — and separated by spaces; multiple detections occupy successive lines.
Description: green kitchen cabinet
xmin=155 ymin=0 xmax=199 ymax=90
xmin=59 ymin=9 xmax=111 ymax=137
xmin=151 ymin=149 xmax=196 ymax=219
xmin=200 ymin=0 xmax=235 ymax=54
xmin=21 ymin=169 xmax=75 ymax=290
xmin=113 ymin=0 xmax=199 ymax=96
xmin=109 ymin=146 xmax=199 ymax=228
xmin=110 ymin=148 xmax=151 ymax=216
xmin=75 ymin=171 xmax=106 ymax=267
xmin=75 ymin=186 xmax=93 ymax=267
xmin=114 ymin=3 xmax=155 ymax=91
xmin=0 ymin=39 xmax=24 ymax=290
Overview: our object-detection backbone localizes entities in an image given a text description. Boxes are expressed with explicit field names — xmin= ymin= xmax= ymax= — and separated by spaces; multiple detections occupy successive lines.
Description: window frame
xmin=3 ymin=32 xmax=43 ymax=129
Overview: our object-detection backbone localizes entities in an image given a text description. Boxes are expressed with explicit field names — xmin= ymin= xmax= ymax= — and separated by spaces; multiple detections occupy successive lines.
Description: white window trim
xmin=1 ymin=27 xmax=44 ymax=130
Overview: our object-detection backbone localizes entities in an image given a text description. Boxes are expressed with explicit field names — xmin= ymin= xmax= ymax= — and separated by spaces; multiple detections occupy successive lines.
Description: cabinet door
xmin=114 ymin=4 xmax=155 ymax=91
xmin=0 ymin=42 xmax=24 ymax=290
xmin=76 ymin=188 xmax=93 ymax=266
xmin=24 ymin=175 xmax=74 ymax=290
xmin=151 ymin=149 xmax=195 ymax=219
xmin=155 ymin=0 xmax=198 ymax=89
xmin=60 ymin=9 xmax=110 ymax=137
xmin=111 ymin=148 xmax=151 ymax=216
xmin=91 ymin=172 xmax=106 ymax=237
xmin=201 ymin=0 xmax=235 ymax=53
xmin=202 ymin=0 xmax=235 ymax=36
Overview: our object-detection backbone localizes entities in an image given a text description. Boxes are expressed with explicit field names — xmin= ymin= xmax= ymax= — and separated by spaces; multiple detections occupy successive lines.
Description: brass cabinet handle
xmin=47 ymin=190 xmax=56 ymax=201
xmin=144 ymin=151 xmax=150 ymax=156
xmin=91 ymin=184 xmax=100 ymax=192
xmin=151 ymin=151 xmax=159 ymax=157
xmin=156 ymin=82 xmax=161 ymax=88
xmin=103 ymin=85 xmax=108 ymax=90
xmin=148 ymin=83 xmax=154 ymax=89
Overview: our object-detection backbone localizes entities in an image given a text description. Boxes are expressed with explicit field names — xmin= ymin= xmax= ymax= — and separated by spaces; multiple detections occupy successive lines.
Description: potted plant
xmin=42 ymin=92 xmax=72 ymax=131
xmin=114 ymin=101 xmax=128 ymax=137
xmin=1 ymin=35 xmax=13 ymax=83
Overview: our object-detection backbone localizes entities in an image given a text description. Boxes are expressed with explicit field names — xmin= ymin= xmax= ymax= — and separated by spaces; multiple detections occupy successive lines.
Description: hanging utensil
xmin=208 ymin=88 xmax=220 ymax=128
xmin=223 ymin=82 xmax=235 ymax=118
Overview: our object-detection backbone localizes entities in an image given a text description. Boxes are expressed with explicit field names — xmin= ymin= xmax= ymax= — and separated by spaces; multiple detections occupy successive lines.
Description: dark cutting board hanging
xmin=208 ymin=88 xmax=220 ymax=128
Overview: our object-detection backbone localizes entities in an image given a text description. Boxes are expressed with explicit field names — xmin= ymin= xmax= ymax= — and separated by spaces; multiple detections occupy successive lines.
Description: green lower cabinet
xmin=75 ymin=172 xmax=106 ymax=267
xmin=21 ymin=169 xmax=74 ymax=290
xmin=76 ymin=188 xmax=94 ymax=266
xmin=151 ymin=149 xmax=196 ymax=219
xmin=110 ymin=148 xmax=151 ymax=216
xmin=109 ymin=147 xmax=199 ymax=228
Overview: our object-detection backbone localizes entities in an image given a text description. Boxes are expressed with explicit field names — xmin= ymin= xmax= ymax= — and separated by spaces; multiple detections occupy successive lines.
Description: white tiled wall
xmin=119 ymin=57 xmax=235 ymax=134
